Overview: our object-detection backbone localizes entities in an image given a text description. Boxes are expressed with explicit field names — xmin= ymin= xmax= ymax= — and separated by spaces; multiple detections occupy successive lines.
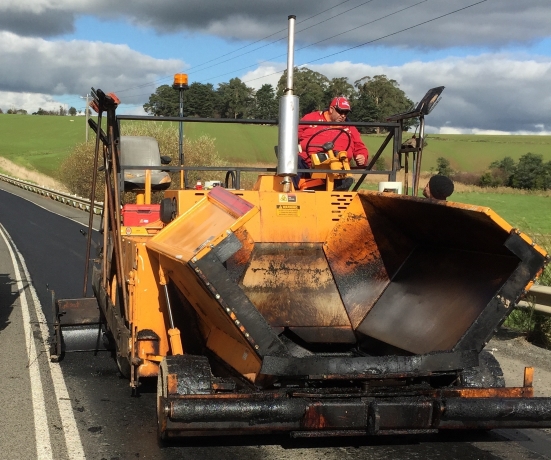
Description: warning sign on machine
xmin=276 ymin=204 xmax=300 ymax=217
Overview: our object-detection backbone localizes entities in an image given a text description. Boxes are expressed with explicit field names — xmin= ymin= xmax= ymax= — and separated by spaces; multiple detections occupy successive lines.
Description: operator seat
xmin=119 ymin=136 xmax=171 ymax=191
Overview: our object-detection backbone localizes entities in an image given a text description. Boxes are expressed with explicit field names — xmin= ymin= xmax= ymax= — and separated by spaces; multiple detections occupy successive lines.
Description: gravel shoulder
xmin=487 ymin=329 xmax=551 ymax=397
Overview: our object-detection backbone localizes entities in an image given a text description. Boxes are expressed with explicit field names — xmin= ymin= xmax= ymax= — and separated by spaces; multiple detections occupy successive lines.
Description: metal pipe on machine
xmin=277 ymin=15 xmax=299 ymax=192
xmin=439 ymin=397 xmax=551 ymax=429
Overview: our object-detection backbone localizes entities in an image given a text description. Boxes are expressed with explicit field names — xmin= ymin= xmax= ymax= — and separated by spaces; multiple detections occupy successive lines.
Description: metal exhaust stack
xmin=277 ymin=15 xmax=299 ymax=192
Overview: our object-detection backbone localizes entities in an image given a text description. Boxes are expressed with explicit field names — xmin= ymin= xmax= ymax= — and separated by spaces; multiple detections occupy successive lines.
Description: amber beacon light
xmin=173 ymin=73 xmax=188 ymax=89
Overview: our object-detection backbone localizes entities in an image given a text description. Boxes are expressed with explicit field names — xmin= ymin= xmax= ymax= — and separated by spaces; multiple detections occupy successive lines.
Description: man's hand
xmin=355 ymin=154 xmax=366 ymax=166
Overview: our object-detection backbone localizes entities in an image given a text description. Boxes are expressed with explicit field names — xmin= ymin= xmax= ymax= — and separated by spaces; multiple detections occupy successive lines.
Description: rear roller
xmin=156 ymin=355 xmax=214 ymax=441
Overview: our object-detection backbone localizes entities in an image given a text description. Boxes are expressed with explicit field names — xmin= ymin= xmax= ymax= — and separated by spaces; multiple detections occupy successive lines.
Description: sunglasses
xmin=332 ymin=106 xmax=350 ymax=116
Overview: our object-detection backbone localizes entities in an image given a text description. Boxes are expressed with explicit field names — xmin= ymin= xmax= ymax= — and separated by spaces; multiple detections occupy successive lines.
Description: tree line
xmin=1 ymin=106 xmax=78 ymax=116
xmin=143 ymin=68 xmax=415 ymax=129
xmin=436 ymin=153 xmax=551 ymax=191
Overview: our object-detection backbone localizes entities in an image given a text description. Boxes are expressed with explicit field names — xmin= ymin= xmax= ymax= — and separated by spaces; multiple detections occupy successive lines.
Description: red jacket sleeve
xmin=350 ymin=126 xmax=369 ymax=163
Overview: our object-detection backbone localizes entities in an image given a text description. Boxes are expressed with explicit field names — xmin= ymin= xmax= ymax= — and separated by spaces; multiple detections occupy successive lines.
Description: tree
xmin=325 ymin=77 xmax=355 ymax=101
xmin=511 ymin=152 xmax=550 ymax=190
xmin=7 ymin=108 xmax=27 ymax=114
xmin=143 ymin=84 xmax=180 ymax=117
xmin=489 ymin=156 xmax=516 ymax=177
xmin=184 ymin=82 xmax=218 ymax=118
xmin=354 ymin=75 xmax=414 ymax=131
xmin=0 ymin=108 xmax=3 ymax=114
xmin=69 ymin=106 xmax=77 ymax=116
xmin=481 ymin=156 xmax=516 ymax=187
xmin=216 ymin=78 xmax=254 ymax=119
xmin=350 ymin=91 xmax=378 ymax=127
xmin=436 ymin=157 xmax=453 ymax=177
xmin=59 ymin=105 xmax=67 ymax=116
xmin=253 ymin=84 xmax=278 ymax=119
xmin=277 ymin=67 xmax=330 ymax=116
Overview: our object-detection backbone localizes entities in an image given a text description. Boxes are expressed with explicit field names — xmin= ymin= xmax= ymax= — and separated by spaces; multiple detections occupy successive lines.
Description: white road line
xmin=0 ymin=224 xmax=53 ymax=460
xmin=0 ymin=224 xmax=86 ymax=460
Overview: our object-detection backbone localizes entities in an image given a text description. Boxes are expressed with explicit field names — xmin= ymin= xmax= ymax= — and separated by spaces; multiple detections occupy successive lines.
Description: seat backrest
xmin=119 ymin=136 xmax=171 ymax=190
xmin=120 ymin=136 xmax=162 ymax=168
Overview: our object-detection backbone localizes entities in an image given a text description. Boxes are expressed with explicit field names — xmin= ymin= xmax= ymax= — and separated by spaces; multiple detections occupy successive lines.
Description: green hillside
xmin=2 ymin=113 xmax=551 ymax=176
xmin=0 ymin=113 xmax=84 ymax=175
xmin=420 ymin=134 xmax=551 ymax=172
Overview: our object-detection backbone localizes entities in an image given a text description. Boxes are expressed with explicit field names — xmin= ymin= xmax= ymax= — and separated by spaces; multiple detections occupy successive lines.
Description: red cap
xmin=330 ymin=96 xmax=351 ymax=111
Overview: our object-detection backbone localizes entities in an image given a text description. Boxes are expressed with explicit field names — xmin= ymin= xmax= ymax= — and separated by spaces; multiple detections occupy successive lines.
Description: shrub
xmin=59 ymin=122 xmax=227 ymax=202
xmin=436 ymin=157 xmax=453 ymax=176
xmin=373 ymin=156 xmax=387 ymax=171
xmin=59 ymin=140 xmax=102 ymax=201
xmin=450 ymin=171 xmax=481 ymax=186
xmin=504 ymin=234 xmax=551 ymax=349
xmin=479 ymin=168 xmax=510 ymax=187
xmin=511 ymin=152 xmax=551 ymax=190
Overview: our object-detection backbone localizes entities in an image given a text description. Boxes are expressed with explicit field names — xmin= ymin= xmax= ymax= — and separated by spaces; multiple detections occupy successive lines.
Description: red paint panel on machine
xmin=208 ymin=186 xmax=254 ymax=217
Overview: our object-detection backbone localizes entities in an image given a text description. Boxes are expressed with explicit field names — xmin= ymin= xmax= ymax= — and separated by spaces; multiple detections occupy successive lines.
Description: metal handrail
xmin=517 ymin=285 xmax=551 ymax=316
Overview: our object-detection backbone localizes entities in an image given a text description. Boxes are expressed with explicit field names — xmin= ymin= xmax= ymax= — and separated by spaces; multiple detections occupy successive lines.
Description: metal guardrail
xmin=0 ymin=173 xmax=102 ymax=215
xmin=517 ymin=285 xmax=551 ymax=316
xmin=0 ymin=171 xmax=549 ymax=314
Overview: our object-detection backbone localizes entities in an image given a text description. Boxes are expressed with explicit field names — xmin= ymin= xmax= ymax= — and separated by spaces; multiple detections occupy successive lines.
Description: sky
xmin=0 ymin=0 xmax=550 ymax=134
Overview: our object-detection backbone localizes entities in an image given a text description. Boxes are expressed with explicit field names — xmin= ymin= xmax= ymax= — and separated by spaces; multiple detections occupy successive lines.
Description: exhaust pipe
xmin=277 ymin=15 xmax=299 ymax=192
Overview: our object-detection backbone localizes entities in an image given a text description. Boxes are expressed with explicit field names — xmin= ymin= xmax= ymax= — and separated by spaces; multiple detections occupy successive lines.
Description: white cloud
xmin=0 ymin=32 xmax=184 ymax=101
xmin=240 ymin=53 xmax=551 ymax=133
xmin=1 ymin=1 xmax=551 ymax=51
xmin=117 ymin=104 xmax=147 ymax=116
xmin=306 ymin=54 xmax=551 ymax=133
xmin=430 ymin=126 xmax=551 ymax=135
xmin=240 ymin=64 xmax=284 ymax=90
xmin=0 ymin=90 xmax=67 ymax=113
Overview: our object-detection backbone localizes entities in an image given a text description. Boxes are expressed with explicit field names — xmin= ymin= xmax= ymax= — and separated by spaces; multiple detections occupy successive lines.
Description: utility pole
xmin=80 ymin=94 xmax=90 ymax=142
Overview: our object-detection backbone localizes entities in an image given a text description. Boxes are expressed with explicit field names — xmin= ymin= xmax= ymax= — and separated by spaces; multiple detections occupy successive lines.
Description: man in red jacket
xmin=297 ymin=96 xmax=368 ymax=190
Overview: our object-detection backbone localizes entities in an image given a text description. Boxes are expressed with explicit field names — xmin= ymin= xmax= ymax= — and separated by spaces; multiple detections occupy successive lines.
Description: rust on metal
xmin=524 ymin=367 xmax=534 ymax=387
xmin=441 ymin=387 xmax=534 ymax=398
xmin=56 ymin=298 xmax=101 ymax=325
xmin=241 ymin=243 xmax=350 ymax=327
xmin=303 ymin=403 xmax=327 ymax=429
xmin=167 ymin=373 xmax=179 ymax=396
xmin=324 ymin=210 xmax=389 ymax=328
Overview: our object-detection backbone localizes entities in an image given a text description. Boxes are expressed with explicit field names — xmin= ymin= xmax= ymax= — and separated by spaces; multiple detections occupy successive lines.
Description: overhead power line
xmin=241 ymin=0 xmax=488 ymax=86
xmin=201 ymin=0 xmax=429 ymax=85
xmin=113 ymin=0 xmax=360 ymax=94
xmin=118 ymin=0 xmax=488 ymax=108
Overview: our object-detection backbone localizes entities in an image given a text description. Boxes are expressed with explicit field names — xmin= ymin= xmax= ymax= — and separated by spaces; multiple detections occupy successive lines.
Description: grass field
xmin=1 ymin=113 xmax=550 ymax=235
xmin=4 ymin=113 xmax=551 ymax=175
xmin=0 ymin=114 xmax=84 ymax=176
xmin=421 ymin=134 xmax=551 ymax=172
xmin=452 ymin=191 xmax=551 ymax=236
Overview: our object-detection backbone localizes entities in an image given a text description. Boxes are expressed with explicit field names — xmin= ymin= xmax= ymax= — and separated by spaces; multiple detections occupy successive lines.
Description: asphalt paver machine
xmin=51 ymin=16 xmax=551 ymax=441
